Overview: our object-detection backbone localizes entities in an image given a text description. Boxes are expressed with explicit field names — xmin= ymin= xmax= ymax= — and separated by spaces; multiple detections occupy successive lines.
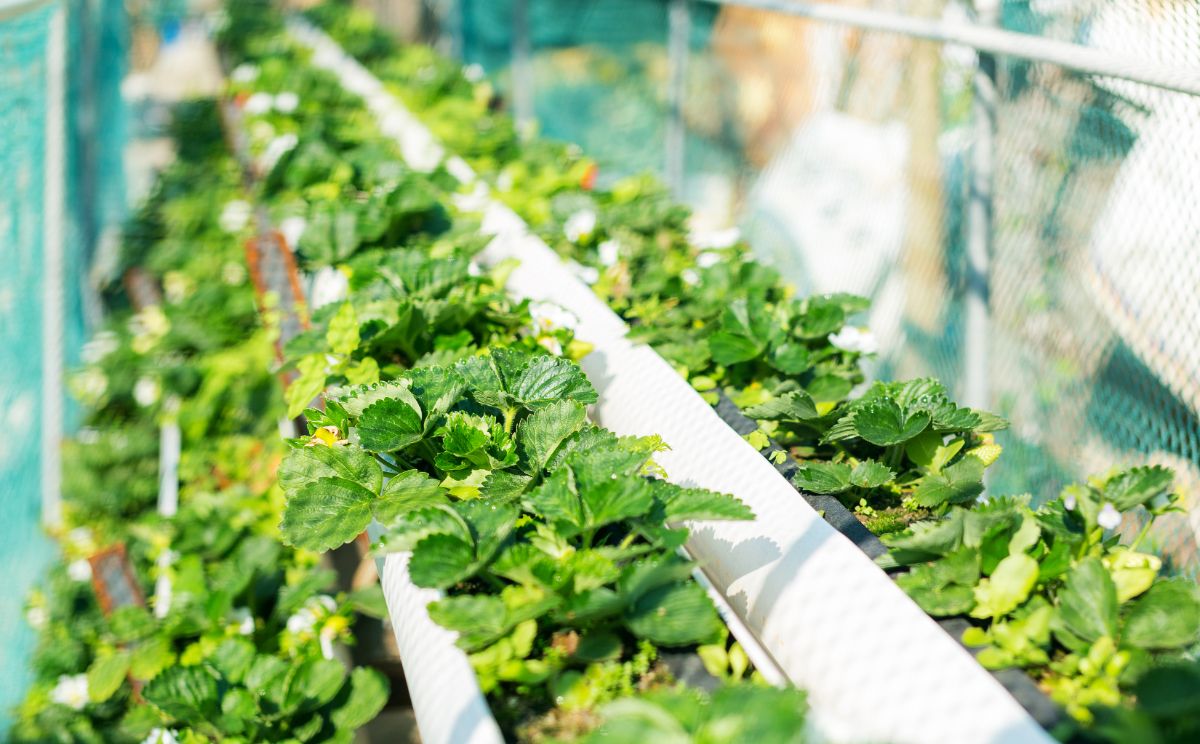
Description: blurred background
xmin=3 ymin=0 xmax=1200 ymax=726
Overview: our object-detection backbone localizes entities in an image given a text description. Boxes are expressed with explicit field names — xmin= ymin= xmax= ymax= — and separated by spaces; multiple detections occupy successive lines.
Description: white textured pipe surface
xmin=290 ymin=19 xmax=1053 ymax=743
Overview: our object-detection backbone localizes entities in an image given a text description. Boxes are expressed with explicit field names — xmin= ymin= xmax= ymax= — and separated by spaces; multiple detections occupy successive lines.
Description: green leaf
xmin=793 ymin=462 xmax=853 ymax=494
xmin=1103 ymin=466 xmax=1175 ymax=511
xmin=850 ymin=460 xmax=895 ymax=489
xmin=287 ymin=354 xmax=328 ymax=419
xmin=708 ymin=299 xmax=768 ymax=365
xmin=129 ymin=636 xmax=173 ymax=681
xmin=211 ymin=639 xmax=256 ymax=685
xmin=142 ymin=665 xmax=220 ymax=722
xmin=970 ymin=553 xmax=1038 ymax=619
xmin=911 ymin=456 xmax=986 ymax=508
xmin=87 ymin=650 xmax=130 ymax=703
xmin=428 ymin=594 xmax=508 ymax=648
xmin=330 ymin=668 xmax=389 ymax=730
xmin=298 ymin=658 xmax=347 ymax=708
xmin=408 ymin=533 xmax=477 ymax=588
xmin=743 ymin=390 xmax=819 ymax=421
xmin=325 ymin=302 xmax=360 ymax=356
xmin=576 ymin=471 xmax=656 ymax=530
xmin=281 ymin=477 xmax=375 ymax=551
xmin=1122 ymin=580 xmax=1200 ymax=650
xmin=357 ymin=397 xmax=423 ymax=452
xmin=525 ymin=469 xmax=586 ymax=533
xmin=651 ymin=481 xmax=754 ymax=522
xmin=708 ymin=331 xmax=763 ymax=365
xmin=853 ymin=398 xmax=931 ymax=446
xmin=1056 ymin=557 xmax=1119 ymax=643
xmin=279 ymin=444 xmax=382 ymax=496
xmin=769 ymin=342 xmax=810 ymax=374
xmin=627 ymin=581 xmax=723 ymax=646
xmin=374 ymin=470 xmax=446 ymax=524
xmin=519 ymin=399 xmax=588 ymax=475
xmin=509 ymin=354 xmax=598 ymax=409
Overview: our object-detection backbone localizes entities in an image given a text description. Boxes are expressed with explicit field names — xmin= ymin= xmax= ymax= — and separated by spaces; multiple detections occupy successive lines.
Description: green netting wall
xmin=407 ymin=0 xmax=1200 ymax=573
xmin=0 ymin=0 xmax=127 ymax=726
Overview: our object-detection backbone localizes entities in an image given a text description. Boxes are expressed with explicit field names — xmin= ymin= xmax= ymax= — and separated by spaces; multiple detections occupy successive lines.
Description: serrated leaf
xmin=330 ymin=668 xmax=389 ymax=730
xmin=509 ymin=354 xmax=598 ymax=408
xmin=281 ymin=477 xmax=375 ymax=552
xmin=1056 ymin=557 xmax=1118 ymax=643
xmin=651 ymin=480 xmax=754 ymax=522
xmin=743 ymin=390 xmax=818 ymax=421
xmin=325 ymin=302 xmax=360 ymax=356
xmin=211 ymin=639 xmax=256 ymax=685
xmin=970 ymin=553 xmax=1038 ymax=619
xmin=769 ymin=341 xmax=810 ymax=373
xmin=853 ymin=398 xmax=930 ymax=446
xmin=287 ymin=354 xmax=328 ymax=419
xmin=480 ymin=470 xmax=532 ymax=501
xmin=1122 ymin=580 xmax=1200 ymax=650
xmin=626 ymin=581 xmax=723 ymax=646
xmin=519 ymin=399 xmax=587 ymax=474
xmin=279 ymin=444 xmax=382 ymax=496
xmin=143 ymin=665 xmax=220 ymax=721
xmin=129 ymin=636 xmax=174 ymax=681
xmin=708 ymin=331 xmax=762 ymax=365
xmin=1103 ymin=465 xmax=1175 ymax=511
xmin=357 ymin=396 xmax=424 ymax=452
xmin=850 ymin=460 xmax=895 ymax=489
xmin=911 ymin=456 xmax=986 ymax=508
xmin=87 ymin=650 xmax=130 ymax=703
xmin=408 ymin=534 xmax=477 ymax=588
xmin=793 ymin=461 xmax=853 ymax=494
xmin=298 ymin=658 xmax=346 ymax=708
xmin=374 ymin=470 xmax=446 ymax=524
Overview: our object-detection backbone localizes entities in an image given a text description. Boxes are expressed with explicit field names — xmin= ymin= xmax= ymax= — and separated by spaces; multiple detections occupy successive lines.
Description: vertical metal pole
xmin=964 ymin=0 xmax=997 ymax=411
xmin=41 ymin=4 xmax=66 ymax=528
xmin=665 ymin=0 xmax=690 ymax=197
xmin=510 ymin=0 xmax=534 ymax=133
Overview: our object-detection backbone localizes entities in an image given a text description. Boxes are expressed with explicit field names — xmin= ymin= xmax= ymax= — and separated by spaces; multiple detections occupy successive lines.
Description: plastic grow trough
xmin=289 ymin=18 xmax=1056 ymax=744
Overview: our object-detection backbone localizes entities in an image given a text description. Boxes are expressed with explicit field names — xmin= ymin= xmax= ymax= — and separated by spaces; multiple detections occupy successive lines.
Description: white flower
xmin=26 ymin=605 xmax=47 ymax=629
xmin=463 ymin=63 xmax=485 ymax=83
xmin=597 ymin=239 xmax=620 ymax=267
xmin=231 ymin=63 xmax=258 ymax=83
xmin=142 ymin=728 xmax=180 ymax=744
xmin=467 ymin=261 xmax=483 ymax=278
xmin=50 ymin=674 xmax=89 ymax=710
xmin=537 ymin=336 xmax=564 ymax=356
xmin=260 ymin=133 xmax=298 ymax=172
xmin=81 ymin=331 xmax=119 ymax=364
xmin=828 ymin=326 xmax=879 ymax=355
xmin=219 ymin=200 xmax=253 ymax=233
xmin=249 ymin=120 xmax=275 ymax=144
xmin=529 ymin=301 xmax=577 ymax=332
xmin=564 ymin=210 xmax=597 ymax=243
xmin=681 ymin=268 xmax=700 ymax=286
xmin=163 ymin=271 xmax=192 ymax=304
xmin=70 ymin=368 xmax=108 ymax=405
xmin=133 ymin=377 xmax=161 ymax=408
xmin=690 ymin=226 xmax=740 ymax=250
xmin=1098 ymin=502 xmax=1123 ymax=530
xmin=287 ymin=595 xmax=337 ymax=635
xmin=222 ymin=261 xmax=247 ymax=286
xmin=319 ymin=624 xmax=337 ymax=660
xmin=67 ymin=527 xmax=95 ymax=551
xmin=68 ymin=559 xmax=92 ymax=582
xmin=229 ymin=607 xmax=255 ymax=636
xmin=243 ymin=91 xmax=273 ymax=115
xmin=566 ymin=261 xmax=599 ymax=285
xmin=129 ymin=306 xmax=170 ymax=355
xmin=696 ymin=251 xmax=722 ymax=269
xmin=309 ymin=267 xmax=349 ymax=310
xmin=273 ymin=91 xmax=300 ymax=113
xmin=279 ymin=215 xmax=308 ymax=250
xmin=1063 ymin=492 xmax=1077 ymax=511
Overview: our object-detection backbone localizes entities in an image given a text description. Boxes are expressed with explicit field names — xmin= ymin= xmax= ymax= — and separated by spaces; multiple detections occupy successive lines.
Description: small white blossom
xmin=597 ymin=239 xmax=620 ymax=267
xmin=467 ymin=261 xmax=484 ymax=278
xmin=538 ymin=336 xmax=564 ymax=356
xmin=681 ymin=268 xmax=700 ymax=286
xmin=163 ymin=271 xmax=192 ymax=304
xmin=567 ymin=261 xmax=599 ymax=284
xmin=243 ymin=92 xmax=273 ymax=115
xmin=67 ymin=527 xmax=95 ymax=550
xmin=231 ymin=64 xmax=259 ymax=83
xmin=279 ymin=215 xmax=308 ymax=250
xmin=287 ymin=595 xmax=337 ymax=635
xmin=26 ymin=605 xmax=47 ymax=629
xmin=71 ymin=368 xmax=108 ymax=405
xmin=1098 ymin=502 xmax=1122 ymax=530
xmin=529 ymin=301 xmax=577 ymax=332
xmin=229 ymin=607 xmax=255 ymax=636
xmin=219 ymin=200 xmax=253 ymax=233
xmin=1063 ymin=492 xmax=1077 ymax=511
xmin=319 ymin=624 xmax=337 ymax=660
xmin=309 ymin=267 xmax=349 ymax=310
xmin=260 ymin=132 xmax=298 ymax=172
xmin=249 ymin=120 xmax=276 ymax=144
xmin=81 ymin=331 xmax=119 ymax=364
xmin=68 ymin=559 xmax=92 ymax=582
xmin=828 ymin=326 xmax=879 ymax=355
xmin=222 ymin=261 xmax=247 ymax=286
xmin=273 ymin=91 xmax=300 ymax=113
xmin=690 ymin=226 xmax=740 ymax=250
xmin=50 ymin=674 xmax=89 ymax=710
xmin=563 ymin=210 xmax=597 ymax=243
xmin=696 ymin=251 xmax=722 ymax=269
xmin=142 ymin=728 xmax=180 ymax=744
xmin=133 ymin=377 xmax=161 ymax=408
xmin=463 ymin=63 xmax=485 ymax=83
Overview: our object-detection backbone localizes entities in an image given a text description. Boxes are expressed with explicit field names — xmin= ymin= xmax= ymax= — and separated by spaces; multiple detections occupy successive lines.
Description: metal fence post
xmin=665 ymin=0 xmax=690 ymax=197
xmin=964 ymin=0 xmax=997 ymax=411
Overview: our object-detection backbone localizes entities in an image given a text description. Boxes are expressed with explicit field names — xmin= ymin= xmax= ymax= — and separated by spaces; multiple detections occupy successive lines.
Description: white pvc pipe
xmin=289 ymin=19 xmax=1054 ymax=743
xmin=40 ymin=5 xmax=65 ymax=528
